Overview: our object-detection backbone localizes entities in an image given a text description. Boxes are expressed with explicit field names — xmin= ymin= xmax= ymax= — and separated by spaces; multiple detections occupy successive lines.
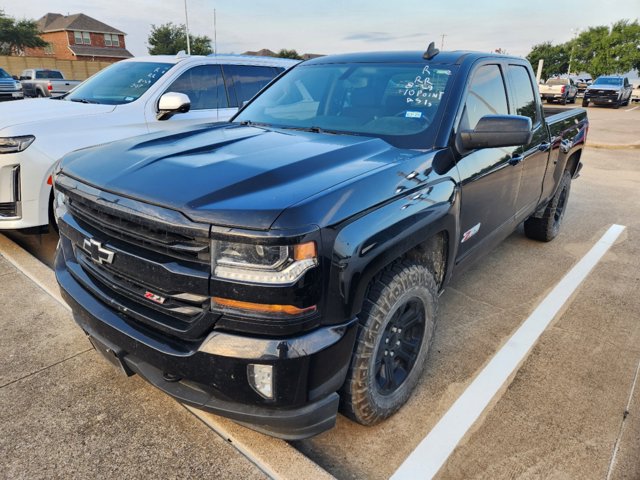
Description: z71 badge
xmin=461 ymin=223 xmax=481 ymax=243
xmin=144 ymin=291 xmax=167 ymax=304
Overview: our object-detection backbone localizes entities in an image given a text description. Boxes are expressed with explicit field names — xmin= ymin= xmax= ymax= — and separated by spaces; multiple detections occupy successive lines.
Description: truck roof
xmin=303 ymin=50 xmax=524 ymax=66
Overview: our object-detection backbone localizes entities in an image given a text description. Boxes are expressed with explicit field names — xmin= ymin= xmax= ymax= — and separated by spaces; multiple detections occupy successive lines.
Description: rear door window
xmin=223 ymin=65 xmax=282 ymax=107
xmin=507 ymin=65 xmax=539 ymax=125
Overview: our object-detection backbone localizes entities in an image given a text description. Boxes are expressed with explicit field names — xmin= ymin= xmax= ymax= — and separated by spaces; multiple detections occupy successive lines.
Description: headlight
xmin=15 ymin=82 xmax=22 ymax=90
xmin=212 ymin=240 xmax=317 ymax=285
xmin=0 ymin=136 xmax=35 ymax=154
xmin=53 ymin=188 xmax=68 ymax=221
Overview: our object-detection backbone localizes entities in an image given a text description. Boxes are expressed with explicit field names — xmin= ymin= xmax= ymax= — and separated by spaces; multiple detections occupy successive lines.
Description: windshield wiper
xmin=69 ymin=98 xmax=98 ymax=104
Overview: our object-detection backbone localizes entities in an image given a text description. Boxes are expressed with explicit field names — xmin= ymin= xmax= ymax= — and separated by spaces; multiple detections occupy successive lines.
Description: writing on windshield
xmin=234 ymin=62 xmax=453 ymax=148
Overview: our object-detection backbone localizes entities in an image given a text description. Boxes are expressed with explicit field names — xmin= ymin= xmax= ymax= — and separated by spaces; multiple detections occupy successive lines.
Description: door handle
xmin=509 ymin=155 xmax=523 ymax=166
xmin=538 ymin=142 xmax=551 ymax=152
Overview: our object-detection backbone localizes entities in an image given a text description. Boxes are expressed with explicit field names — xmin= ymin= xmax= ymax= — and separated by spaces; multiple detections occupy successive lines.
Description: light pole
xmin=184 ymin=0 xmax=191 ymax=55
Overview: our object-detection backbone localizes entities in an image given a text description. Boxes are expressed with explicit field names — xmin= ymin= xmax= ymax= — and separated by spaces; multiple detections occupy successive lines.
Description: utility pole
xmin=568 ymin=28 xmax=579 ymax=75
xmin=184 ymin=0 xmax=191 ymax=55
xmin=440 ymin=34 xmax=447 ymax=50
xmin=213 ymin=9 xmax=217 ymax=55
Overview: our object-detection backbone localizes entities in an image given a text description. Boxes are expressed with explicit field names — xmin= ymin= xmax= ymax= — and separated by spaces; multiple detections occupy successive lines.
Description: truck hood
xmin=0 ymin=98 xmax=115 ymax=132
xmin=586 ymin=85 xmax=622 ymax=92
xmin=60 ymin=123 xmax=404 ymax=229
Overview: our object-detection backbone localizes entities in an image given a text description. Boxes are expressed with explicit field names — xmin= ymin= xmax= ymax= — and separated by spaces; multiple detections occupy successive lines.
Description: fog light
xmin=247 ymin=363 xmax=274 ymax=400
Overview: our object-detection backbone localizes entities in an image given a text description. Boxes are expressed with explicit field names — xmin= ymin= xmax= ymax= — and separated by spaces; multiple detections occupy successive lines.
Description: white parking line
xmin=625 ymin=105 xmax=639 ymax=112
xmin=391 ymin=224 xmax=626 ymax=480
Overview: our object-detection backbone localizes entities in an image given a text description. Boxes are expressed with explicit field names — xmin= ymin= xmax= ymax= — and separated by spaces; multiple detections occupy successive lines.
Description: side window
xmin=461 ymin=64 xmax=508 ymax=130
xmin=508 ymin=65 xmax=539 ymax=125
xmin=223 ymin=65 xmax=282 ymax=107
xmin=165 ymin=65 xmax=229 ymax=110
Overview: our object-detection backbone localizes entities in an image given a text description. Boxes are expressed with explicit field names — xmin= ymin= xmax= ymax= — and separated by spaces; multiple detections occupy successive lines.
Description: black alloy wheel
xmin=373 ymin=299 xmax=426 ymax=395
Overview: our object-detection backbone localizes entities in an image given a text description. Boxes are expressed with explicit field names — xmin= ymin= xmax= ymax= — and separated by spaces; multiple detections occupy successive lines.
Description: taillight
xmin=561 ymin=86 xmax=566 ymax=94
xmin=47 ymin=82 xmax=52 ymax=91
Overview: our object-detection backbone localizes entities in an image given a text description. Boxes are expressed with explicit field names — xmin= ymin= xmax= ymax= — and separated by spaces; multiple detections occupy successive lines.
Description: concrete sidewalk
xmin=0 ymin=254 xmax=267 ymax=479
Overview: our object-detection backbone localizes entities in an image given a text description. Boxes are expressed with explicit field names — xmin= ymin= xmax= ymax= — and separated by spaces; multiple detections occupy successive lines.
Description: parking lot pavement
xmin=546 ymin=103 xmax=640 ymax=148
xmin=0 ymin=255 xmax=268 ymax=479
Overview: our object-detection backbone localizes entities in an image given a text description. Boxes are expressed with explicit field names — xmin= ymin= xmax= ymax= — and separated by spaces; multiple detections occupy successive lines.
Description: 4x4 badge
xmin=83 ymin=238 xmax=115 ymax=265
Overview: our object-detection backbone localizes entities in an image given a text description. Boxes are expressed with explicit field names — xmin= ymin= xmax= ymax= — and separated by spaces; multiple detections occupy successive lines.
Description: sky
xmin=2 ymin=0 xmax=639 ymax=60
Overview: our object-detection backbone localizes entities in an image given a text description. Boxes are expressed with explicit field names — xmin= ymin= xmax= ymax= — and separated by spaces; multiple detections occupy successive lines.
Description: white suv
xmin=0 ymin=54 xmax=298 ymax=229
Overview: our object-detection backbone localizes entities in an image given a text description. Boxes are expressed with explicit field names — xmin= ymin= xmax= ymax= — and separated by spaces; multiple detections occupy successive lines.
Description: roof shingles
xmin=37 ymin=13 xmax=125 ymax=35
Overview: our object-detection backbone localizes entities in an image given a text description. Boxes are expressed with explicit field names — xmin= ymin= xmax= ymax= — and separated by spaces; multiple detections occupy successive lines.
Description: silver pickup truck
xmin=19 ymin=69 xmax=81 ymax=98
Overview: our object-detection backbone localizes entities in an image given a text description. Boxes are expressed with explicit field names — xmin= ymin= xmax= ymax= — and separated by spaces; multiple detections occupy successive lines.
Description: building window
xmin=74 ymin=31 xmax=91 ymax=45
xmin=104 ymin=34 xmax=120 ymax=47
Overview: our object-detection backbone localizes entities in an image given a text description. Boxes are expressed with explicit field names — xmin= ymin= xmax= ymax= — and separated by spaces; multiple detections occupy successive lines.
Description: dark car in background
xmin=582 ymin=76 xmax=632 ymax=108
xmin=575 ymin=76 xmax=592 ymax=94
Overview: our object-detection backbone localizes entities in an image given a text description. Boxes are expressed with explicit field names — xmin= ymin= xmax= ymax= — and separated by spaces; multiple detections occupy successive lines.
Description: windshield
xmin=593 ymin=77 xmax=623 ymax=86
xmin=65 ymin=61 xmax=172 ymax=105
xmin=546 ymin=78 xmax=569 ymax=86
xmin=0 ymin=69 xmax=10 ymax=79
xmin=36 ymin=70 xmax=64 ymax=79
xmin=234 ymin=62 xmax=455 ymax=149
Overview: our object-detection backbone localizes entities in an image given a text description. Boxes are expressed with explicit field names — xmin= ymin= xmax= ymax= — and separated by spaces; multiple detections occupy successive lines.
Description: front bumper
xmin=584 ymin=92 xmax=620 ymax=104
xmin=0 ymin=146 xmax=54 ymax=229
xmin=0 ymin=91 xmax=24 ymax=101
xmin=55 ymin=245 xmax=358 ymax=439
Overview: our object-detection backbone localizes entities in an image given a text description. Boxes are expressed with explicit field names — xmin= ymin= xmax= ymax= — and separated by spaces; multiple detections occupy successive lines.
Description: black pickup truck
xmin=54 ymin=47 xmax=588 ymax=439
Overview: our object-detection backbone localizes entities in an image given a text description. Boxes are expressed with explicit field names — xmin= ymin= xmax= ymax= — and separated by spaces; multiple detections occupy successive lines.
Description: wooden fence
xmin=0 ymin=56 xmax=115 ymax=81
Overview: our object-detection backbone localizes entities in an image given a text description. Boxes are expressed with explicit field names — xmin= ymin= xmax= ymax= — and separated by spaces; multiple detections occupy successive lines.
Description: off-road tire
xmin=524 ymin=170 xmax=571 ymax=242
xmin=340 ymin=261 xmax=437 ymax=425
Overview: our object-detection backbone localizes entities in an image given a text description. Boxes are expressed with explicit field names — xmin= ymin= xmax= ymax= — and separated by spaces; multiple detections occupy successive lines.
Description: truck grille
xmin=56 ymin=174 xmax=217 ymax=340
xmin=0 ymin=81 xmax=17 ymax=92
xmin=67 ymin=193 xmax=210 ymax=264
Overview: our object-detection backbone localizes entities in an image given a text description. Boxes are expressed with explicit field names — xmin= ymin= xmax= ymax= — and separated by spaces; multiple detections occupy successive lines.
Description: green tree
xmin=0 ymin=10 xmax=48 ymax=55
xmin=573 ymin=20 xmax=640 ymax=77
xmin=276 ymin=49 xmax=303 ymax=60
xmin=526 ymin=42 xmax=570 ymax=79
xmin=147 ymin=23 xmax=212 ymax=55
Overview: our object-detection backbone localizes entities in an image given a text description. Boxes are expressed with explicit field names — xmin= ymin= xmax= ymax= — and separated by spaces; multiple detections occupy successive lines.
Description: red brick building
xmin=25 ymin=13 xmax=133 ymax=62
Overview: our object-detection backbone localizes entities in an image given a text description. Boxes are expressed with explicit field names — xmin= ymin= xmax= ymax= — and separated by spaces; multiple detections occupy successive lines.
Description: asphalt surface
xmin=2 ymin=103 xmax=639 ymax=479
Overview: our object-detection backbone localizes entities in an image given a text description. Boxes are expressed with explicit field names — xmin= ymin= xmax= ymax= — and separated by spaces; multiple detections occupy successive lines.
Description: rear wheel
xmin=582 ymin=99 xmax=589 ymax=107
xmin=524 ymin=170 xmax=571 ymax=242
xmin=340 ymin=261 xmax=437 ymax=425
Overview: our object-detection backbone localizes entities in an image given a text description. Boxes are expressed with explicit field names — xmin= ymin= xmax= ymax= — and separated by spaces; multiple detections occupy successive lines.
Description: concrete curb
xmin=0 ymin=233 xmax=335 ymax=480
xmin=586 ymin=143 xmax=640 ymax=150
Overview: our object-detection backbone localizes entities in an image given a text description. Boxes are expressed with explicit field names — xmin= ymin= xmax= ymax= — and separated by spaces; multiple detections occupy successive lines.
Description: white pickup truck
xmin=539 ymin=77 xmax=579 ymax=104
xmin=0 ymin=54 xmax=297 ymax=229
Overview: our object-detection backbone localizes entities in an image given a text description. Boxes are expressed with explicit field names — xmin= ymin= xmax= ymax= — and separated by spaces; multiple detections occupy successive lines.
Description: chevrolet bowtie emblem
xmin=83 ymin=238 xmax=115 ymax=265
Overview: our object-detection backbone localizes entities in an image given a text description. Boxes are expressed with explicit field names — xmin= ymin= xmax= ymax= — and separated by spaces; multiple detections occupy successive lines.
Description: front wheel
xmin=340 ymin=261 xmax=437 ymax=425
xmin=524 ymin=170 xmax=571 ymax=242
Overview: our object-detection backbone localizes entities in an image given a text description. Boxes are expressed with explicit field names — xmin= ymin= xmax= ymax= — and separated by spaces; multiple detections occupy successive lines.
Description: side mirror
xmin=157 ymin=92 xmax=191 ymax=121
xmin=460 ymin=115 xmax=533 ymax=150
xmin=12 ymin=75 xmax=19 ymax=80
